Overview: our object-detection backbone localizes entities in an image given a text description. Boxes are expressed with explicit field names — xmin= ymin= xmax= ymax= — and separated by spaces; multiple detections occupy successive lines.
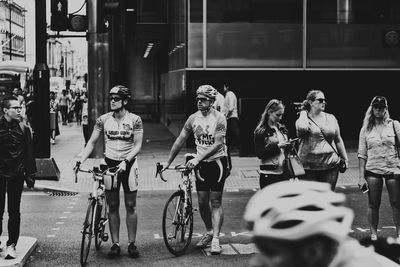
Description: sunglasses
xmin=196 ymin=97 xmax=210 ymax=102
xmin=110 ymin=96 xmax=122 ymax=102
xmin=9 ymin=106 xmax=22 ymax=111
xmin=315 ymin=98 xmax=326 ymax=103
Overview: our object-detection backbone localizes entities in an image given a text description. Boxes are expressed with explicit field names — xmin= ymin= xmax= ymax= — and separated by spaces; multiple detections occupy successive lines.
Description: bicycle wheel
xmin=80 ymin=200 xmax=95 ymax=267
xmin=162 ymin=191 xmax=194 ymax=256
xmin=95 ymin=200 xmax=108 ymax=250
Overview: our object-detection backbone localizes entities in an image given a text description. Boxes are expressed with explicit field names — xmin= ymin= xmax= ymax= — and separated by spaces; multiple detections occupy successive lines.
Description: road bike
xmin=155 ymin=154 xmax=200 ymax=256
xmin=75 ymin=164 xmax=116 ymax=266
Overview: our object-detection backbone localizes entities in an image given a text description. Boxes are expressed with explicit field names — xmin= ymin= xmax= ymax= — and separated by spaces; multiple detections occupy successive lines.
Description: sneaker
xmin=108 ymin=243 xmax=120 ymax=259
xmin=371 ymin=234 xmax=378 ymax=241
xmin=196 ymin=233 xmax=213 ymax=248
xmin=210 ymin=238 xmax=221 ymax=255
xmin=5 ymin=243 xmax=16 ymax=259
xmin=128 ymin=242 xmax=139 ymax=258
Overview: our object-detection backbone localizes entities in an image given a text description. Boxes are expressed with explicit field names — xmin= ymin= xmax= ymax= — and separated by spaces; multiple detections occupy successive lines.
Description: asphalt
xmin=10 ymin=121 xmax=360 ymax=266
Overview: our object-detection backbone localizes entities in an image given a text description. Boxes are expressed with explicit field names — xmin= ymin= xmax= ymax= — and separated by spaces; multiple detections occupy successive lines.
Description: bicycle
xmin=75 ymin=164 xmax=116 ymax=266
xmin=155 ymin=154 xmax=201 ymax=256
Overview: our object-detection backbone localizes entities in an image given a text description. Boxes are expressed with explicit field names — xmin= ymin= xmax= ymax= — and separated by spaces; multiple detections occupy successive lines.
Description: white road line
xmin=59 ymin=216 xmax=67 ymax=219
xmin=66 ymin=206 xmax=74 ymax=209
xmin=47 ymin=235 xmax=56 ymax=237
xmin=56 ymin=222 xmax=64 ymax=225
xmin=52 ymin=228 xmax=60 ymax=231
xmin=69 ymin=202 xmax=76 ymax=205
xmin=63 ymin=211 xmax=71 ymax=214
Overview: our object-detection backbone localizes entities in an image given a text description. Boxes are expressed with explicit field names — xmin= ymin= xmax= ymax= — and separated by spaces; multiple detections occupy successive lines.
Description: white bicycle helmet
xmin=109 ymin=85 xmax=131 ymax=99
xmin=244 ymin=181 xmax=354 ymax=242
xmin=196 ymin=85 xmax=218 ymax=100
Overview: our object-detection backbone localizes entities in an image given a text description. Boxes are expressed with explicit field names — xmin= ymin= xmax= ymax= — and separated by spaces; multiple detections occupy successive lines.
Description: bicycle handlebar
xmin=74 ymin=166 xmax=118 ymax=183
xmin=155 ymin=162 xmax=191 ymax=182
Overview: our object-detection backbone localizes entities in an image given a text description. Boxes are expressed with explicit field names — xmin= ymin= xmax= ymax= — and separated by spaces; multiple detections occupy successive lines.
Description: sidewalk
xmin=34 ymin=122 xmax=360 ymax=193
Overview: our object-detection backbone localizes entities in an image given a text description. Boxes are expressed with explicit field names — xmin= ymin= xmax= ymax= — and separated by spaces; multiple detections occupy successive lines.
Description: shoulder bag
xmin=308 ymin=116 xmax=347 ymax=173
xmin=392 ymin=120 xmax=400 ymax=158
xmin=283 ymin=145 xmax=305 ymax=178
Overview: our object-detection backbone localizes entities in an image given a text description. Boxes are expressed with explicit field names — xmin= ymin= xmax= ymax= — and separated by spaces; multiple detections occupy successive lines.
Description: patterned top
xmin=358 ymin=119 xmax=400 ymax=175
xmin=183 ymin=109 xmax=227 ymax=161
xmin=296 ymin=113 xmax=341 ymax=170
xmin=95 ymin=111 xmax=143 ymax=161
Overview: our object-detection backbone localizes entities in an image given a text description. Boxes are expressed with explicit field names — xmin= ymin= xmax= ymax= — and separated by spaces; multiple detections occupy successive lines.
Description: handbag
xmin=308 ymin=116 xmax=347 ymax=173
xmin=284 ymin=147 xmax=305 ymax=178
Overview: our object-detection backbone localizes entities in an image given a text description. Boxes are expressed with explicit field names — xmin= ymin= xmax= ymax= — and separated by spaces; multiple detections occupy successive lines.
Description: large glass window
xmin=188 ymin=0 xmax=203 ymax=67
xmin=168 ymin=0 xmax=187 ymax=70
xmin=206 ymin=0 xmax=303 ymax=68
xmin=307 ymin=0 xmax=400 ymax=68
xmin=137 ymin=0 xmax=166 ymax=23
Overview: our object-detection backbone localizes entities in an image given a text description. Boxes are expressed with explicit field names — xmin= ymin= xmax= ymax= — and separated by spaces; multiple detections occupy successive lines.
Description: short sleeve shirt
xmin=358 ymin=120 xmax=400 ymax=175
xmin=95 ymin=111 xmax=143 ymax=161
xmin=183 ymin=110 xmax=227 ymax=161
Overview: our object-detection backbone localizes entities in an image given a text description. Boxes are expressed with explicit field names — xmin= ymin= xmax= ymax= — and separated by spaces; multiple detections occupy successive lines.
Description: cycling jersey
xmin=183 ymin=109 xmax=227 ymax=161
xmin=95 ymin=111 xmax=143 ymax=161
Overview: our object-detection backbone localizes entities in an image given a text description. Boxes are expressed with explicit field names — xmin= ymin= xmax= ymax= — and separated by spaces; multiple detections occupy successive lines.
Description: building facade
xmin=123 ymin=0 xmax=400 ymax=154
xmin=0 ymin=0 xmax=26 ymax=61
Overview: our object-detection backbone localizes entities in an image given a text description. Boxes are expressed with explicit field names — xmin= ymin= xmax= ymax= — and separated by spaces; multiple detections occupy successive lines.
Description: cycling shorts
xmin=195 ymin=157 xmax=228 ymax=192
xmin=104 ymin=157 xmax=139 ymax=193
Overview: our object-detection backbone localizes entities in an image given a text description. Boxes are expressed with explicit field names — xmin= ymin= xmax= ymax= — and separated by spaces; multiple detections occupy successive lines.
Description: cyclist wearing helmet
xmin=162 ymin=84 xmax=228 ymax=255
xmin=243 ymin=180 xmax=400 ymax=267
xmin=75 ymin=85 xmax=143 ymax=259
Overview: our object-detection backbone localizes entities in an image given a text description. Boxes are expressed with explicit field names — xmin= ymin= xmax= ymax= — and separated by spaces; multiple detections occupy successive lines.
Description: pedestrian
xmin=254 ymin=99 xmax=293 ymax=189
xmin=243 ymin=180 xmax=400 ymax=267
xmin=81 ymin=92 xmax=89 ymax=146
xmin=357 ymin=96 xmax=400 ymax=241
xmin=75 ymin=85 xmax=143 ymax=259
xmin=161 ymin=85 xmax=228 ymax=255
xmin=74 ymin=91 xmax=83 ymax=126
xmin=49 ymin=91 xmax=60 ymax=145
xmin=295 ymin=89 xmax=348 ymax=190
xmin=223 ymin=83 xmax=240 ymax=175
xmin=212 ymin=87 xmax=225 ymax=113
xmin=0 ymin=96 xmax=36 ymax=259
xmin=58 ymin=89 xmax=71 ymax=125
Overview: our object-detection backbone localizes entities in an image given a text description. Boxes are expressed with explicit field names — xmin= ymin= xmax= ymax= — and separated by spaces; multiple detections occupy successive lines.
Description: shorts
xmin=365 ymin=170 xmax=398 ymax=180
xmin=195 ymin=157 xmax=228 ymax=192
xmin=104 ymin=157 xmax=139 ymax=193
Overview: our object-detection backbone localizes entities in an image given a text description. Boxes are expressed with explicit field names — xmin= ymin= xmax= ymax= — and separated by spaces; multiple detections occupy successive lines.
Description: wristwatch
xmin=124 ymin=159 xmax=130 ymax=165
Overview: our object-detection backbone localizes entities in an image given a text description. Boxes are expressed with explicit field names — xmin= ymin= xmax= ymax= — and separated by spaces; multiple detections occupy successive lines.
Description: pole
xmin=87 ymin=0 xmax=110 ymax=158
xmin=9 ymin=0 xmax=11 ymax=60
xmin=33 ymin=0 xmax=50 ymax=158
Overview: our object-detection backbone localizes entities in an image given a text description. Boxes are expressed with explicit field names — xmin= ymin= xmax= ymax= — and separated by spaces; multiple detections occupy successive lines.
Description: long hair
xmin=362 ymin=105 xmax=391 ymax=133
xmin=254 ymin=99 xmax=284 ymax=135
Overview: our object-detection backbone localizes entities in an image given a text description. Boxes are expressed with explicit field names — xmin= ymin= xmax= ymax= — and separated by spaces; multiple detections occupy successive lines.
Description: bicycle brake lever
xmin=156 ymin=162 xmax=168 ymax=182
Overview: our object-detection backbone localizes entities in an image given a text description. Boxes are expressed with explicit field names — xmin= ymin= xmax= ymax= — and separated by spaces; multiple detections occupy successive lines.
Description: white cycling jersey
xmin=95 ymin=111 xmax=143 ymax=161
xmin=183 ymin=109 xmax=227 ymax=161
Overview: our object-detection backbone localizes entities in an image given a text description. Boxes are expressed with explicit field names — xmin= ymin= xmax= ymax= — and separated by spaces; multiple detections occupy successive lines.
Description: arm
xmin=225 ymin=92 xmax=234 ymax=117
xmin=164 ymin=128 xmax=190 ymax=169
xmin=254 ymin=132 xmax=280 ymax=159
xmin=357 ymin=127 xmax=368 ymax=185
xmin=117 ymin=130 xmax=143 ymax=172
xmin=295 ymin=110 xmax=310 ymax=138
xmin=333 ymin=119 xmax=348 ymax=162
xmin=79 ymin=127 xmax=101 ymax=164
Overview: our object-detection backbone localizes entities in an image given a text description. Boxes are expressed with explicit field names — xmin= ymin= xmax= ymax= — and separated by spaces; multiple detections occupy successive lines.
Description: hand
xmin=25 ymin=174 xmax=35 ymax=189
xmin=186 ymin=158 xmax=200 ymax=170
xmin=357 ymin=177 xmax=367 ymax=188
xmin=116 ymin=161 xmax=127 ymax=173
xmin=278 ymin=141 xmax=292 ymax=149
xmin=160 ymin=162 xmax=170 ymax=172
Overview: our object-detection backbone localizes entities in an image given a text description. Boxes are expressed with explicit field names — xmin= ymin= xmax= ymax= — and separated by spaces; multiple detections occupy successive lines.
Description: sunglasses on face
xmin=196 ymin=97 xmax=210 ymax=102
xmin=110 ymin=96 xmax=122 ymax=102
xmin=314 ymin=98 xmax=326 ymax=103
xmin=8 ymin=106 xmax=22 ymax=111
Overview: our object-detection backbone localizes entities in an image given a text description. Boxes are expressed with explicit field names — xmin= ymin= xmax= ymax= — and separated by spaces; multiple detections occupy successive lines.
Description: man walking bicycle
xmin=161 ymin=85 xmax=228 ymax=255
xmin=75 ymin=85 xmax=143 ymax=259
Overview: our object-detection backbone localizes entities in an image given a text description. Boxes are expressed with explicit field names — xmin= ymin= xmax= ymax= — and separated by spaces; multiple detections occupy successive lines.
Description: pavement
xmin=11 ymin=121 xmax=359 ymax=266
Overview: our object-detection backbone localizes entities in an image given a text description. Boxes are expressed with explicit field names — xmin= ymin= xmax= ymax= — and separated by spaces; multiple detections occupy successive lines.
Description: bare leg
xmin=124 ymin=191 xmax=138 ymax=243
xmin=106 ymin=191 xmax=120 ymax=243
xmin=197 ymin=191 xmax=212 ymax=232
xmin=210 ymin=191 xmax=224 ymax=237
xmin=366 ymin=176 xmax=383 ymax=236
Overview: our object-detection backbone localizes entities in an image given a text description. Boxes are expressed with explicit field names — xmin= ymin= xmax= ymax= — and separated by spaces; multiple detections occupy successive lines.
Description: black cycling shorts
xmin=195 ymin=157 xmax=228 ymax=192
xmin=105 ymin=157 xmax=138 ymax=193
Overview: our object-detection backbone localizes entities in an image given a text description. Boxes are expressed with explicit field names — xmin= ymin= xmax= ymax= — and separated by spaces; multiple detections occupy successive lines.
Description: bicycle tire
xmin=162 ymin=191 xmax=194 ymax=256
xmin=80 ymin=200 xmax=95 ymax=267
xmin=95 ymin=200 xmax=108 ymax=250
